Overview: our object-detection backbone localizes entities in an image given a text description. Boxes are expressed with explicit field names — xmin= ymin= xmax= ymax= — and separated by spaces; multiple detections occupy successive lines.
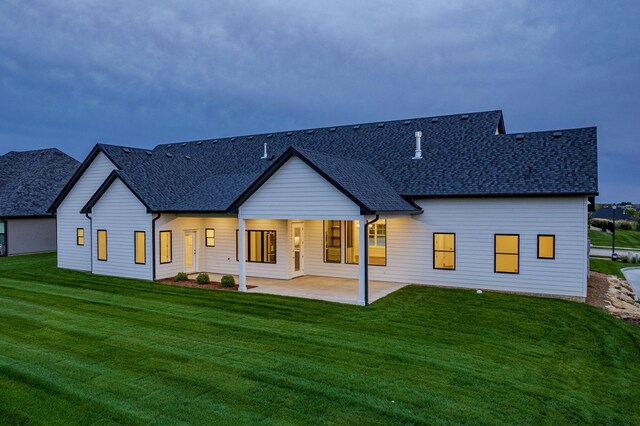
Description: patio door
xmin=292 ymin=223 xmax=304 ymax=277
xmin=184 ymin=231 xmax=197 ymax=274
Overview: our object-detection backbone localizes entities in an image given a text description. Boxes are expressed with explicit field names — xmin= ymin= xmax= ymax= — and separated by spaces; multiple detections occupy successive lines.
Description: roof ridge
xmin=501 ymin=126 xmax=596 ymax=136
xmin=152 ymin=110 xmax=504 ymax=148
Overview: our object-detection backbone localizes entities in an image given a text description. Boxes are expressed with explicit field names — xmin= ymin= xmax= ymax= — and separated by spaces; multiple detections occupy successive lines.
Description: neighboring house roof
xmin=592 ymin=206 xmax=637 ymax=221
xmin=59 ymin=110 xmax=599 ymax=215
xmin=0 ymin=148 xmax=80 ymax=217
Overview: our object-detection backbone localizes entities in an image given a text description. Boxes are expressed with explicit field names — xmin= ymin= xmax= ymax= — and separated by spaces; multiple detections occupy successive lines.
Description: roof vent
xmin=184 ymin=155 xmax=191 ymax=160
xmin=261 ymin=142 xmax=271 ymax=160
xmin=145 ymin=151 xmax=152 ymax=156
xmin=553 ymin=131 xmax=563 ymax=138
xmin=196 ymin=141 xmax=202 ymax=145
xmin=403 ymin=120 xmax=411 ymax=125
xmin=329 ymin=127 xmax=336 ymax=132
xmin=182 ymin=143 xmax=187 ymax=147
xmin=353 ymin=125 xmax=360 ymax=130
xmin=377 ymin=123 xmax=385 ymax=128
xmin=212 ymin=139 xmax=218 ymax=144
xmin=515 ymin=134 xmax=525 ymax=140
xmin=431 ymin=118 xmax=439 ymax=123
xmin=286 ymin=132 xmax=293 ymax=136
xmin=166 ymin=153 xmax=173 ymax=158
xmin=461 ymin=114 xmax=469 ymax=120
xmin=123 ymin=148 xmax=131 ymax=154
xmin=307 ymin=130 xmax=314 ymax=134
xmin=248 ymin=136 xmax=254 ymax=140
xmin=230 ymin=137 xmax=236 ymax=142
xmin=167 ymin=144 xmax=172 ymax=148
xmin=412 ymin=131 xmax=423 ymax=160
xmin=267 ymin=134 xmax=273 ymax=138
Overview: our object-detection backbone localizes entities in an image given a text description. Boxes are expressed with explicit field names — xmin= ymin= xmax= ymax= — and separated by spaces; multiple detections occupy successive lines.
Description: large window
xmin=538 ymin=235 xmax=555 ymax=259
xmin=159 ymin=231 xmax=172 ymax=264
xmin=134 ymin=231 xmax=146 ymax=264
xmin=236 ymin=230 xmax=276 ymax=264
xmin=76 ymin=228 xmax=85 ymax=246
xmin=345 ymin=220 xmax=387 ymax=266
xmin=97 ymin=230 xmax=107 ymax=261
xmin=433 ymin=233 xmax=455 ymax=270
xmin=495 ymin=234 xmax=519 ymax=274
xmin=324 ymin=220 xmax=341 ymax=263
xmin=205 ymin=229 xmax=215 ymax=247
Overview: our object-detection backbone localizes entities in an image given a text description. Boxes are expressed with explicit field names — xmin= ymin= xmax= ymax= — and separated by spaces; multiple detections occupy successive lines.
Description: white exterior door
xmin=292 ymin=223 xmax=304 ymax=277
xmin=184 ymin=231 xmax=197 ymax=273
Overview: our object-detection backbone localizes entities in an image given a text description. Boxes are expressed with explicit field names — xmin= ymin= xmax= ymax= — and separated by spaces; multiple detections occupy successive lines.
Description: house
xmin=49 ymin=110 xmax=598 ymax=304
xmin=592 ymin=205 xmax=638 ymax=222
xmin=0 ymin=149 xmax=79 ymax=256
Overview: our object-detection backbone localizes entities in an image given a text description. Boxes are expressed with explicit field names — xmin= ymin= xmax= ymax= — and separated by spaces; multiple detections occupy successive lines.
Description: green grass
xmin=1 ymin=254 xmax=640 ymax=425
xmin=589 ymin=257 xmax=628 ymax=279
xmin=589 ymin=229 xmax=640 ymax=249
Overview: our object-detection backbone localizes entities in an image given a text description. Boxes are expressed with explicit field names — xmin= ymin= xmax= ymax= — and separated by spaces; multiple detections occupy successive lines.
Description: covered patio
xmin=195 ymin=273 xmax=408 ymax=305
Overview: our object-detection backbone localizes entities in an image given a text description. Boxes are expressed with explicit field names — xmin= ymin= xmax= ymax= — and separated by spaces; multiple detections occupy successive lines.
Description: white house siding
xmin=154 ymin=215 xmax=289 ymax=280
xmin=240 ymin=157 xmax=362 ymax=220
xmin=56 ymin=152 xmax=117 ymax=271
xmin=6 ymin=218 xmax=57 ymax=255
xmin=303 ymin=197 xmax=588 ymax=298
xmin=91 ymin=179 xmax=153 ymax=280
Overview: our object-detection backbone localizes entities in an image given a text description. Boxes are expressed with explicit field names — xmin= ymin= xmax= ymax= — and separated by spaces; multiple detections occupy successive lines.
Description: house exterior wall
xmin=240 ymin=156 xmax=362 ymax=220
xmin=302 ymin=197 xmax=588 ymax=298
xmin=91 ymin=179 xmax=153 ymax=280
xmin=57 ymin=152 xmax=117 ymax=271
xmin=154 ymin=215 xmax=289 ymax=280
xmin=5 ymin=217 xmax=56 ymax=255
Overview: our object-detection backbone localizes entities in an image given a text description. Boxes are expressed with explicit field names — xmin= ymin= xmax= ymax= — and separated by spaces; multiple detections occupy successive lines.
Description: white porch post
xmin=238 ymin=214 xmax=247 ymax=292
xmin=358 ymin=217 xmax=367 ymax=306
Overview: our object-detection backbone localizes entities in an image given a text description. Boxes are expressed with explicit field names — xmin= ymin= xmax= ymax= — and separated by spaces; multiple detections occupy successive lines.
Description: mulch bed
xmin=157 ymin=279 xmax=257 ymax=292
xmin=586 ymin=272 xmax=609 ymax=309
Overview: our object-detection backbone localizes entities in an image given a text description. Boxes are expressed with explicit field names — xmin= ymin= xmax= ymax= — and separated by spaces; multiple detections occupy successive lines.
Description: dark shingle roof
xmin=74 ymin=110 xmax=598 ymax=214
xmin=0 ymin=149 xmax=79 ymax=217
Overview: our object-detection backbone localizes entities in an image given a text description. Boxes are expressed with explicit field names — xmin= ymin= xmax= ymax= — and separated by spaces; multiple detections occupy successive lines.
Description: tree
xmin=625 ymin=208 xmax=640 ymax=230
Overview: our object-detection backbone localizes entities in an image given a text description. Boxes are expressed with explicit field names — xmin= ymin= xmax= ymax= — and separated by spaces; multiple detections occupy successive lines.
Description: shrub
xmin=196 ymin=273 xmax=210 ymax=284
xmin=175 ymin=272 xmax=188 ymax=282
xmin=617 ymin=221 xmax=633 ymax=230
xmin=591 ymin=219 xmax=608 ymax=231
xmin=221 ymin=275 xmax=235 ymax=287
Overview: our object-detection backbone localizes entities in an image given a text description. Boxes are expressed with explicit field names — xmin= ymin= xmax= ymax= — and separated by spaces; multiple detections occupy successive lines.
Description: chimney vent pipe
xmin=412 ymin=131 xmax=423 ymax=160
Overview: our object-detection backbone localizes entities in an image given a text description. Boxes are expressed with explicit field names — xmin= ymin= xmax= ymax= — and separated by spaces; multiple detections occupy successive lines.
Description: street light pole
xmin=612 ymin=204 xmax=617 ymax=261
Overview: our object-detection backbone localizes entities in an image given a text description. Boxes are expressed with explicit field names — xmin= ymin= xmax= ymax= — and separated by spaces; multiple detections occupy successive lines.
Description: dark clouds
xmin=0 ymin=0 xmax=637 ymax=201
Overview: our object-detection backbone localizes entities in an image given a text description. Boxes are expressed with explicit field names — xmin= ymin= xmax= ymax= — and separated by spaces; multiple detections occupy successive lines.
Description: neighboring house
xmin=592 ymin=206 xmax=638 ymax=221
xmin=49 ymin=110 xmax=598 ymax=303
xmin=0 ymin=149 xmax=79 ymax=256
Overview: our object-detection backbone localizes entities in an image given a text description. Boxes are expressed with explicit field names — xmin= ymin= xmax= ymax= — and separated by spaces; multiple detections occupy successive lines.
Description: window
xmin=159 ymin=231 xmax=172 ymax=264
xmin=205 ymin=229 xmax=215 ymax=247
xmin=538 ymin=235 xmax=555 ymax=259
xmin=324 ymin=220 xmax=341 ymax=263
xmin=0 ymin=220 xmax=6 ymax=256
xmin=345 ymin=220 xmax=387 ymax=266
xmin=76 ymin=228 xmax=85 ymax=246
xmin=97 ymin=230 xmax=107 ymax=261
xmin=433 ymin=233 xmax=455 ymax=270
xmin=495 ymin=234 xmax=519 ymax=274
xmin=236 ymin=230 xmax=276 ymax=264
xmin=134 ymin=231 xmax=146 ymax=264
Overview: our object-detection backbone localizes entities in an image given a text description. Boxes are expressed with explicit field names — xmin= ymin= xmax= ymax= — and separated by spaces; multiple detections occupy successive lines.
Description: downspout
xmin=85 ymin=213 xmax=92 ymax=272
xmin=152 ymin=213 xmax=161 ymax=281
xmin=364 ymin=214 xmax=380 ymax=306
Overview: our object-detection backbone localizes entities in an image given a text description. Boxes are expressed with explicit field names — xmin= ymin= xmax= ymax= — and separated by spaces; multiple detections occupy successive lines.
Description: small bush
xmin=591 ymin=218 xmax=608 ymax=231
xmin=221 ymin=275 xmax=235 ymax=287
xmin=196 ymin=273 xmax=210 ymax=284
xmin=618 ymin=221 xmax=633 ymax=231
xmin=175 ymin=272 xmax=188 ymax=281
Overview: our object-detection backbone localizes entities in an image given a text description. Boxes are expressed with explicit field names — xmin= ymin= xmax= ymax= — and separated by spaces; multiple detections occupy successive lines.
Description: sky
xmin=0 ymin=0 xmax=638 ymax=202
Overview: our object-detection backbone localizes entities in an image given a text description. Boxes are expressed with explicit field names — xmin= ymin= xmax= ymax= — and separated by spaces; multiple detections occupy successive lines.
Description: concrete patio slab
xmin=189 ymin=272 xmax=407 ymax=305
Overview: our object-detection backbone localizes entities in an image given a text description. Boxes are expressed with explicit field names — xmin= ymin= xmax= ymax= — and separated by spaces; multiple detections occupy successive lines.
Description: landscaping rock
xmin=604 ymin=276 xmax=640 ymax=325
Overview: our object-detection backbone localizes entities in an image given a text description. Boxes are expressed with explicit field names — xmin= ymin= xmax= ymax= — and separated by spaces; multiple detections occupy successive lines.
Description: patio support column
xmin=358 ymin=217 xmax=368 ymax=306
xmin=238 ymin=215 xmax=247 ymax=292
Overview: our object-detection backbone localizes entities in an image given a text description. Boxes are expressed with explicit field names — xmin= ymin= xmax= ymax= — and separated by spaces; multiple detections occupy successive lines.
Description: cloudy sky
xmin=0 ymin=0 xmax=637 ymax=201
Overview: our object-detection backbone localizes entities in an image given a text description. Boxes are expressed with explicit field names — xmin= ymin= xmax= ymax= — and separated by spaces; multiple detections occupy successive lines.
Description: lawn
xmin=590 ymin=257 xmax=628 ymax=279
xmin=589 ymin=229 xmax=640 ymax=249
xmin=1 ymin=254 xmax=640 ymax=425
